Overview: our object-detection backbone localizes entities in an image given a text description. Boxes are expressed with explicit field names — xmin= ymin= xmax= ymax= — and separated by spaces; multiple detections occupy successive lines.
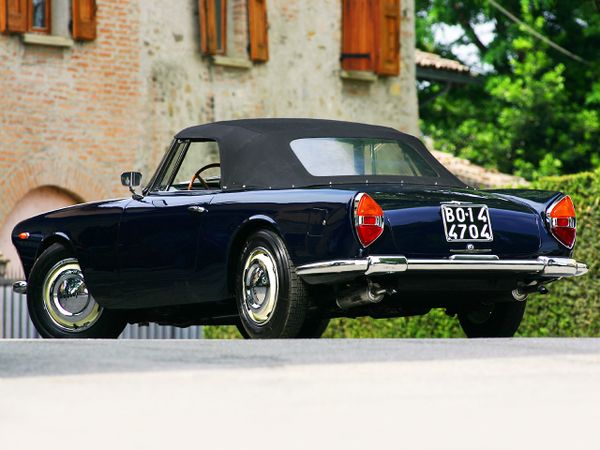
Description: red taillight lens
xmin=354 ymin=193 xmax=384 ymax=247
xmin=548 ymin=195 xmax=576 ymax=248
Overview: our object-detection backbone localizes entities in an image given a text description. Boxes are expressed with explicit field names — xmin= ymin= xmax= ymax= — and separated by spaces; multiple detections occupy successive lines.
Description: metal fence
xmin=0 ymin=278 xmax=202 ymax=339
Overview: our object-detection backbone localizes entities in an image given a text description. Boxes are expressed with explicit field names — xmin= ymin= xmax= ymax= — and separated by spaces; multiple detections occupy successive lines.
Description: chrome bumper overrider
xmin=297 ymin=256 xmax=588 ymax=279
xmin=12 ymin=281 xmax=27 ymax=294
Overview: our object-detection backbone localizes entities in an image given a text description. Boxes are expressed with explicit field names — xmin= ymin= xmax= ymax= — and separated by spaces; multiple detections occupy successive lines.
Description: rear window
xmin=290 ymin=138 xmax=438 ymax=178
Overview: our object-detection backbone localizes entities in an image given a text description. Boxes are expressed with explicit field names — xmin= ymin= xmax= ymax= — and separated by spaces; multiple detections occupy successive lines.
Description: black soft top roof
xmin=175 ymin=119 xmax=464 ymax=190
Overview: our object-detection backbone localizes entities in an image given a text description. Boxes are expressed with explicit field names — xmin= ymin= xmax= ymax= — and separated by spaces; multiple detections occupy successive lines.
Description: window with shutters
xmin=341 ymin=0 xmax=400 ymax=78
xmin=0 ymin=0 xmax=97 ymax=43
xmin=198 ymin=0 xmax=269 ymax=65
xmin=199 ymin=0 xmax=227 ymax=55
xmin=29 ymin=0 xmax=51 ymax=34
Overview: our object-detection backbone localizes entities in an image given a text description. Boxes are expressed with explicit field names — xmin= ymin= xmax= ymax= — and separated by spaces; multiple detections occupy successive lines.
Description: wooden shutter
xmin=199 ymin=0 xmax=227 ymax=55
xmin=72 ymin=0 xmax=97 ymax=41
xmin=248 ymin=0 xmax=268 ymax=62
xmin=341 ymin=0 xmax=376 ymax=71
xmin=0 ymin=0 xmax=6 ymax=33
xmin=1 ymin=0 xmax=28 ymax=33
xmin=375 ymin=0 xmax=400 ymax=75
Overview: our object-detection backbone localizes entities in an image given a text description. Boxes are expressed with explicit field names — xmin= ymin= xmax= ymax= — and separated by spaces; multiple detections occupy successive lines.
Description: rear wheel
xmin=27 ymin=244 xmax=126 ymax=338
xmin=457 ymin=297 xmax=526 ymax=338
xmin=236 ymin=230 xmax=309 ymax=339
xmin=297 ymin=317 xmax=330 ymax=338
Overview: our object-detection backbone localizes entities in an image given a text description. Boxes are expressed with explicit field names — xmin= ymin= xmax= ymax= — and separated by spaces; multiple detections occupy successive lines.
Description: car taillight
xmin=354 ymin=193 xmax=384 ymax=247
xmin=547 ymin=195 xmax=576 ymax=248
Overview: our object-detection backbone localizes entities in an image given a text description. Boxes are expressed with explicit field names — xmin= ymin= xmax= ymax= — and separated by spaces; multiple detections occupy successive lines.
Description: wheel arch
xmin=36 ymin=233 xmax=76 ymax=260
xmin=226 ymin=215 xmax=286 ymax=297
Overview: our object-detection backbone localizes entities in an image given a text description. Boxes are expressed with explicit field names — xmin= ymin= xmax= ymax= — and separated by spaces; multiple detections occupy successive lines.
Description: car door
xmin=116 ymin=140 xmax=221 ymax=308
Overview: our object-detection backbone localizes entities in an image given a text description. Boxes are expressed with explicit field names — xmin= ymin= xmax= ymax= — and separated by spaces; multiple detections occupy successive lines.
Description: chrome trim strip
xmin=296 ymin=259 xmax=369 ymax=276
xmin=12 ymin=281 xmax=27 ymax=294
xmin=297 ymin=256 xmax=588 ymax=278
xmin=449 ymin=254 xmax=499 ymax=260
xmin=365 ymin=256 xmax=408 ymax=275
xmin=406 ymin=259 xmax=546 ymax=272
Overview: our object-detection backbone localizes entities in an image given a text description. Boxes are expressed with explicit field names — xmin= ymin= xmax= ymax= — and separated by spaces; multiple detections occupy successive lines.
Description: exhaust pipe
xmin=336 ymin=281 xmax=389 ymax=309
xmin=512 ymin=283 xmax=550 ymax=301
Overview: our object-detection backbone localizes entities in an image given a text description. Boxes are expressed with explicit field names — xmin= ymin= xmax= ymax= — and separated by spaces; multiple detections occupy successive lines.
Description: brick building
xmin=0 ymin=0 xmax=522 ymax=275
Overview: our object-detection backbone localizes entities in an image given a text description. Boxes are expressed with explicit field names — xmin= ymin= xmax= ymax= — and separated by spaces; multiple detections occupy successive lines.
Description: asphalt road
xmin=0 ymin=339 xmax=599 ymax=450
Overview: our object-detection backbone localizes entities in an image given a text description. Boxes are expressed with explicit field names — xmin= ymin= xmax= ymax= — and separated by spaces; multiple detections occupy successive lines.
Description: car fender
xmin=225 ymin=214 xmax=285 ymax=296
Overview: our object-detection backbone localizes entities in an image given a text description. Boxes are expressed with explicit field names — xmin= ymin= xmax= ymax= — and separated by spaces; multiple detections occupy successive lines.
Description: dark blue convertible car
xmin=12 ymin=119 xmax=588 ymax=338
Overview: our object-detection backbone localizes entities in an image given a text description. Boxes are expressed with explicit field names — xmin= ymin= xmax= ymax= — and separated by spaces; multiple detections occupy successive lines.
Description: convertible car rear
xmin=11 ymin=119 xmax=587 ymax=338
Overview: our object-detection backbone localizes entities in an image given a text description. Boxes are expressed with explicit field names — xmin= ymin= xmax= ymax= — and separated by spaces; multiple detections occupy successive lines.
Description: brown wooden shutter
xmin=199 ymin=0 xmax=227 ymax=55
xmin=72 ymin=0 xmax=97 ymax=41
xmin=248 ymin=0 xmax=268 ymax=62
xmin=341 ymin=0 xmax=376 ymax=71
xmin=0 ymin=0 xmax=6 ymax=33
xmin=375 ymin=0 xmax=400 ymax=75
xmin=1 ymin=0 xmax=28 ymax=33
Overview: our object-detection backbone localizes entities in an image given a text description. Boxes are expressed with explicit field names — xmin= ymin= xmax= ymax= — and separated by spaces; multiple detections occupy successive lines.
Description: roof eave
xmin=416 ymin=67 xmax=482 ymax=85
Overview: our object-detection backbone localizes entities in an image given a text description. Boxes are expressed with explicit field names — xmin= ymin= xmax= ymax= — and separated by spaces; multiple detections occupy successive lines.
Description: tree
xmin=416 ymin=0 xmax=600 ymax=179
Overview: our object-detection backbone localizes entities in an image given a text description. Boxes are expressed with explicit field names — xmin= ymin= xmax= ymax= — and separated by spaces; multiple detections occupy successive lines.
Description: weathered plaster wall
xmin=139 ymin=0 xmax=419 ymax=174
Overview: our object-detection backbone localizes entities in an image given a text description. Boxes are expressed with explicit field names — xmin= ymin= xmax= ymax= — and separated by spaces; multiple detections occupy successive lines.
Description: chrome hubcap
xmin=242 ymin=247 xmax=278 ymax=325
xmin=42 ymin=258 xmax=103 ymax=332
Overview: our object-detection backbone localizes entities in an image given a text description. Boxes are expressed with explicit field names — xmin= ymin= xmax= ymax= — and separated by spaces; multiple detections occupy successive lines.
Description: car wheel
xmin=236 ymin=230 xmax=309 ymax=338
xmin=457 ymin=297 xmax=526 ymax=338
xmin=27 ymin=243 xmax=126 ymax=338
xmin=297 ymin=317 xmax=330 ymax=338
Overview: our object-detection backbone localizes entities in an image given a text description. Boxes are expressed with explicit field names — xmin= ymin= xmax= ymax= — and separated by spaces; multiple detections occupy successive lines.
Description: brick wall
xmin=0 ymin=0 xmax=143 ymax=208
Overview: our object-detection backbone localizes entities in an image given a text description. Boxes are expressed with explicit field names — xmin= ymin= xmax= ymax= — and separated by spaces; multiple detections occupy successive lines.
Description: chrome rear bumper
xmin=297 ymin=255 xmax=588 ymax=281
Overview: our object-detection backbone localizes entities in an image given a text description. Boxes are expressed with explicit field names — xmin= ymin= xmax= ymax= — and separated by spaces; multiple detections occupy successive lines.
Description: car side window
xmin=153 ymin=140 xmax=221 ymax=193
xmin=172 ymin=141 xmax=221 ymax=191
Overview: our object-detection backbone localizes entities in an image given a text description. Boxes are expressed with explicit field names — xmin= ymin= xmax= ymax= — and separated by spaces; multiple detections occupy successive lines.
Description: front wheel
xmin=236 ymin=230 xmax=309 ymax=339
xmin=27 ymin=244 xmax=126 ymax=338
xmin=457 ymin=297 xmax=526 ymax=338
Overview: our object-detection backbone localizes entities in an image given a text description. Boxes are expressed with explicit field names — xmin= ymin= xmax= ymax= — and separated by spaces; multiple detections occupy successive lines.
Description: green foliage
xmin=206 ymin=170 xmax=600 ymax=339
xmin=417 ymin=0 xmax=600 ymax=179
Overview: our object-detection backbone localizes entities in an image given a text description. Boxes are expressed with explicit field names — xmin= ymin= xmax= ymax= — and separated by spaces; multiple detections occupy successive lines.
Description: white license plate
xmin=441 ymin=204 xmax=493 ymax=242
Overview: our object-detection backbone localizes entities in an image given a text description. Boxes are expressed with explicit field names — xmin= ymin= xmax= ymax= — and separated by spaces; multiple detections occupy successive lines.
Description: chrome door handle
xmin=188 ymin=206 xmax=208 ymax=214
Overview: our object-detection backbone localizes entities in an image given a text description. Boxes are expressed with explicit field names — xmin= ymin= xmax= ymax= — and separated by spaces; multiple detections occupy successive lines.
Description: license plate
xmin=441 ymin=204 xmax=493 ymax=242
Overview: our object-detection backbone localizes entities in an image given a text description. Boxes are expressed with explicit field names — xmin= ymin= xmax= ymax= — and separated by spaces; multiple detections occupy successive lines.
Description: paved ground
xmin=0 ymin=339 xmax=598 ymax=450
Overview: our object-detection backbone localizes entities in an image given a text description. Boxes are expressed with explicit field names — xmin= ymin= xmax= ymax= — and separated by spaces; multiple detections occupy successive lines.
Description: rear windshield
xmin=290 ymin=138 xmax=439 ymax=178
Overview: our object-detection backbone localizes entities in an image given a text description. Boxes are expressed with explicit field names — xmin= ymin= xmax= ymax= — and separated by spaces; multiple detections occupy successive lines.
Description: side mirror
xmin=121 ymin=171 xmax=142 ymax=188
xmin=121 ymin=171 xmax=143 ymax=200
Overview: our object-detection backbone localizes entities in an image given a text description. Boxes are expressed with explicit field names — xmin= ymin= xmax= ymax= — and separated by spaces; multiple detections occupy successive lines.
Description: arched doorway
xmin=0 ymin=186 xmax=82 ymax=278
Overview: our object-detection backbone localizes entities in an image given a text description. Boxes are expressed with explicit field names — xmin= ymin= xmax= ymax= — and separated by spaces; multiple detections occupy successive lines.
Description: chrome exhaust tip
xmin=336 ymin=281 xmax=388 ymax=309
xmin=511 ymin=288 xmax=528 ymax=302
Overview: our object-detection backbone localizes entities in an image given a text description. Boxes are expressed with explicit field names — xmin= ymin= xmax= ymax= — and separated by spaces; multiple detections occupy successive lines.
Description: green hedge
xmin=205 ymin=170 xmax=600 ymax=338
